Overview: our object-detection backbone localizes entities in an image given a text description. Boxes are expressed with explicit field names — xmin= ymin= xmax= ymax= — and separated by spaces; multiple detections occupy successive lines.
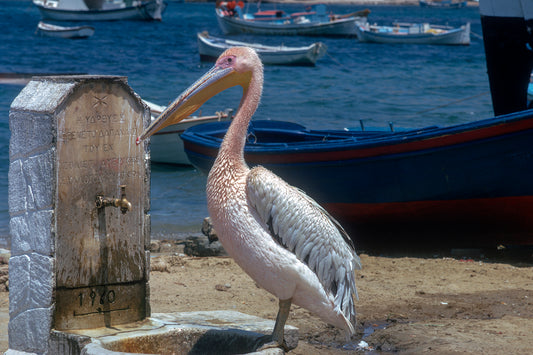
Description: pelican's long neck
xmin=217 ymin=68 xmax=263 ymax=169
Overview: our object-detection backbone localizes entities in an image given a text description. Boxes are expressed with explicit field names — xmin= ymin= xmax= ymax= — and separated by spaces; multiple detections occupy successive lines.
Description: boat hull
xmin=150 ymin=111 xmax=233 ymax=165
xmin=181 ymin=111 xmax=533 ymax=247
xmin=216 ymin=10 xmax=360 ymax=37
xmin=34 ymin=1 xmax=166 ymax=21
xmin=355 ymin=23 xmax=470 ymax=45
xmin=36 ymin=22 xmax=95 ymax=38
xmin=197 ymin=33 xmax=326 ymax=66
xmin=419 ymin=0 xmax=467 ymax=8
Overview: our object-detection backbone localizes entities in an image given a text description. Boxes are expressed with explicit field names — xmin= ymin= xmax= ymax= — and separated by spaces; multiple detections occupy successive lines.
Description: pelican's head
xmin=137 ymin=47 xmax=262 ymax=144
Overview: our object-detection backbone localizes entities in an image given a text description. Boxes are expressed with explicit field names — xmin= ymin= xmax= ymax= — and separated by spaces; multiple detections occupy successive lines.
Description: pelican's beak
xmin=137 ymin=64 xmax=243 ymax=144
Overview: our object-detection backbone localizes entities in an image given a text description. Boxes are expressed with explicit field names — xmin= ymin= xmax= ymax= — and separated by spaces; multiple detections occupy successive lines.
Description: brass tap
xmin=96 ymin=185 xmax=132 ymax=214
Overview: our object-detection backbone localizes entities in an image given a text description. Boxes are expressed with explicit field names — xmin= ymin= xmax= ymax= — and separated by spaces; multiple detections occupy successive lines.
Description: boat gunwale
xmin=359 ymin=26 xmax=465 ymax=39
xmin=182 ymin=110 xmax=533 ymax=162
xmin=198 ymin=33 xmax=318 ymax=53
xmin=216 ymin=9 xmax=359 ymax=36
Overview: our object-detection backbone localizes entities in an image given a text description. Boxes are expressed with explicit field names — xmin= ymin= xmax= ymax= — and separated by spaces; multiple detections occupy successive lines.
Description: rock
xmin=150 ymin=240 xmax=161 ymax=253
xmin=184 ymin=235 xmax=227 ymax=257
xmin=215 ymin=284 xmax=231 ymax=291
xmin=151 ymin=257 xmax=170 ymax=273
xmin=202 ymin=217 xmax=219 ymax=243
xmin=0 ymin=263 xmax=8 ymax=292
xmin=0 ymin=248 xmax=10 ymax=264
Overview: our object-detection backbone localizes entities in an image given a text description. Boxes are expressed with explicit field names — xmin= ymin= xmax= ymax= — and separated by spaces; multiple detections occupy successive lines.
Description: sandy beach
xmin=1 ymin=241 xmax=531 ymax=354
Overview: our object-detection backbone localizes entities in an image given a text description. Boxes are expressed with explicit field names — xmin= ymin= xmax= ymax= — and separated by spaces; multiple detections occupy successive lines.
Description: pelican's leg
xmin=272 ymin=298 xmax=292 ymax=346
xmin=256 ymin=298 xmax=293 ymax=351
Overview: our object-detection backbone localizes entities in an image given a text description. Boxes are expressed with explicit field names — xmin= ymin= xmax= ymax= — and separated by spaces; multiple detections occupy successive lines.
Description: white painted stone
xmin=29 ymin=253 xmax=54 ymax=309
xmin=23 ymin=150 xmax=55 ymax=210
xmin=9 ymin=217 xmax=31 ymax=256
xmin=8 ymin=111 xmax=55 ymax=160
xmin=8 ymin=255 xmax=30 ymax=317
xmin=4 ymin=350 xmax=39 ymax=355
xmin=8 ymin=307 xmax=53 ymax=354
xmin=10 ymin=80 xmax=75 ymax=113
xmin=9 ymin=212 xmax=53 ymax=257
xmin=26 ymin=211 xmax=54 ymax=256
xmin=8 ymin=160 xmax=26 ymax=215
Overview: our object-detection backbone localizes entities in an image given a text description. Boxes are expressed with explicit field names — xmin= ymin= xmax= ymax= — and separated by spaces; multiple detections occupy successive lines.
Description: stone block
xmin=23 ymin=150 xmax=55 ymax=210
xmin=8 ymin=255 xmax=31 ymax=318
xmin=8 ymin=254 xmax=54 ymax=318
xmin=27 ymin=211 xmax=54 ymax=255
xmin=8 ymin=159 xmax=26 ymax=215
xmin=10 ymin=80 xmax=75 ymax=113
xmin=8 ymin=111 xmax=55 ymax=161
xmin=4 ymin=350 xmax=39 ymax=355
xmin=8 ymin=307 xmax=53 ymax=353
xmin=49 ymin=330 xmax=91 ymax=355
xmin=9 ymin=211 xmax=53 ymax=257
xmin=9 ymin=217 xmax=31 ymax=256
xmin=29 ymin=253 xmax=54 ymax=309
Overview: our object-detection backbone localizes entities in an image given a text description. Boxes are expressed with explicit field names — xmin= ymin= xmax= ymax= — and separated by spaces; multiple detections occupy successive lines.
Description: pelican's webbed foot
xmin=254 ymin=298 xmax=293 ymax=352
xmin=255 ymin=334 xmax=291 ymax=352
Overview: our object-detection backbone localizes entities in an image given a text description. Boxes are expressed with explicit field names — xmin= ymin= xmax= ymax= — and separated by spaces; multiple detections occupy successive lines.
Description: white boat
xmin=216 ymin=4 xmax=368 ymax=37
xmin=197 ymin=32 xmax=327 ymax=66
xmin=144 ymin=100 xmax=233 ymax=165
xmin=33 ymin=0 xmax=166 ymax=21
xmin=355 ymin=22 xmax=470 ymax=45
xmin=419 ymin=0 xmax=467 ymax=8
xmin=36 ymin=21 xmax=95 ymax=38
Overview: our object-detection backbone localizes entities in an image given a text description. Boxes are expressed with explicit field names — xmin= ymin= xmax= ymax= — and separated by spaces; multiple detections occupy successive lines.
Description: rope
xmin=414 ymin=91 xmax=489 ymax=115
xmin=325 ymin=52 xmax=348 ymax=70
xmin=470 ymin=31 xmax=483 ymax=40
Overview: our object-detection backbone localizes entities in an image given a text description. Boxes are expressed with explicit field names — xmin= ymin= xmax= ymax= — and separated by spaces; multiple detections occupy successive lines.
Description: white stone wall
xmin=7 ymin=81 xmax=74 ymax=354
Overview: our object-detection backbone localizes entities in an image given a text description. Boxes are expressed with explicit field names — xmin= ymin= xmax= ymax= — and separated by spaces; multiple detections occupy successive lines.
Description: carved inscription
xmin=54 ymin=81 xmax=148 ymax=330
xmin=78 ymin=288 xmax=117 ymax=310
xmin=55 ymin=283 xmax=147 ymax=330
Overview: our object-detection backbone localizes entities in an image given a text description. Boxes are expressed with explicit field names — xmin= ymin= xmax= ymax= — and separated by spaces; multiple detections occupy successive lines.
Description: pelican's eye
xmin=218 ymin=55 xmax=237 ymax=69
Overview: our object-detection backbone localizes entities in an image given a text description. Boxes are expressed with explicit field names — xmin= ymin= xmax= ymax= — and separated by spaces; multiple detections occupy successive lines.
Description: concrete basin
xmin=53 ymin=311 xmax=298 ymax=355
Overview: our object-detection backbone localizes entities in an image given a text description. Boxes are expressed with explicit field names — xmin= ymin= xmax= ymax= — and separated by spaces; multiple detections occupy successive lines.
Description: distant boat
xmin=197 ymin=32 xmax=327 ymax=66
xmin=144 ymin=100 xmax=233 ymax=165
xmin=355 ymin=22 xmax=470 ymax=45
xmin=419 ymin=0 xmax=467 ymax=8
xmin=36 ymin=21 xmax=95 ymax=38
xmin=216 ymin=3 xmax=369 ymax=37
xmin=33 ymin=0 xmax=166 ymax=21
xmin=181 ymin=110 xmax=533 ymax=248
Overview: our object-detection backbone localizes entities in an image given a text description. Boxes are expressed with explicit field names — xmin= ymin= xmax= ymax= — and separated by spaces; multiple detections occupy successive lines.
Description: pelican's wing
xmin=246 ymin=166 xmax=361 ymax=323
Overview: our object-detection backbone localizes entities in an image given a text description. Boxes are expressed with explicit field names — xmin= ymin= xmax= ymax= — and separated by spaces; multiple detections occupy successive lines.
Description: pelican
xmin=138 ymin=47 xmax=361 ymax=350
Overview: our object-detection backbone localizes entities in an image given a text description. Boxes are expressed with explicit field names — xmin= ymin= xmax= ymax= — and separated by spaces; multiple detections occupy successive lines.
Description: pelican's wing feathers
xmin=246 ymin=166 xmax=361 ymax=320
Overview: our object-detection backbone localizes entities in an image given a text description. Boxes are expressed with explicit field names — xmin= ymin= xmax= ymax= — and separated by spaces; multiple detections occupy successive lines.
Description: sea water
xmin=0 ymin=1 xmax=492 ymax=247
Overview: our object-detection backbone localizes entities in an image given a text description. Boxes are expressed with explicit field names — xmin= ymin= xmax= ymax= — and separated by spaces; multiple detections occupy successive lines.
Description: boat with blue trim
xmin=216 ymin=3 xmax=369 ymax=37
xmin=181 ymin=110 xmax=533 ymax=247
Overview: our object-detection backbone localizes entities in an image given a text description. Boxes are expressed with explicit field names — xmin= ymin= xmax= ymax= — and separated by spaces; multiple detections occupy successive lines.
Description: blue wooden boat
xmin=181 ymin=110 xmax=533 ymax=248
xmin=216 ymin=3 xmax=369 ymax=37
xmin=355 ymin=22 xmax=470 ymax=46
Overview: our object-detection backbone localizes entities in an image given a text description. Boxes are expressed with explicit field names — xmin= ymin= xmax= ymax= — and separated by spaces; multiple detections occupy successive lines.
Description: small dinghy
xmin=197 ymin=32 xmax=326 ymax=66
xmin=36 ymin=21 xmax=95 ymax=39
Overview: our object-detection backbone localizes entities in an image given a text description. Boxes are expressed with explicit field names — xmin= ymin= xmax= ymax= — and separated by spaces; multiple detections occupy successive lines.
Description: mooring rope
xmin=414 ymin=90 xmax=490 ymax=115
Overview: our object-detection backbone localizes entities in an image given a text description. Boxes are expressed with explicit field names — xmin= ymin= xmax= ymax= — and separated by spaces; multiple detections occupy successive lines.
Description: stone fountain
xmin=5 ymin=76 xmax=297 ymax=355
